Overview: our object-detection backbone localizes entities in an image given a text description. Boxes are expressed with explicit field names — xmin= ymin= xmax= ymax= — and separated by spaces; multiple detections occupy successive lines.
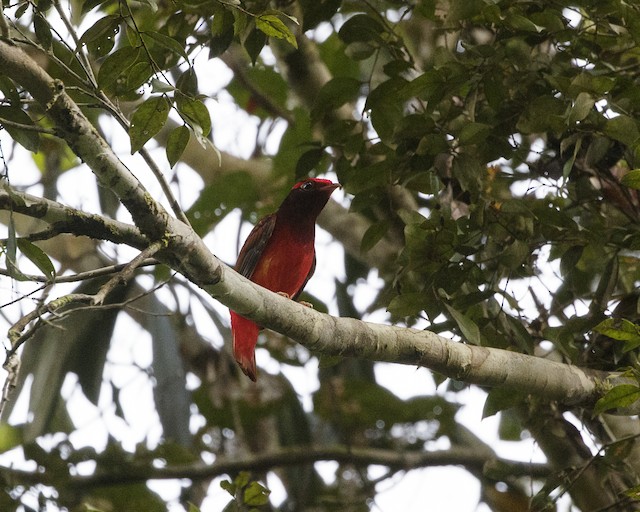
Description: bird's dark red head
xmin=291 ymin=178 xmax=339 ymax=192
xmin=278 ymin=178 xmax=340 ymax=220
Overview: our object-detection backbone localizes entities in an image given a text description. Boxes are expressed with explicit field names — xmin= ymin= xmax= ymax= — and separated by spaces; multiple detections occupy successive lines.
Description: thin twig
xmin=0 ymin=116 xmax=57 ymax=135
xmin=53 ymin=0 xmax=98 ymax=86
xmin=0 ymin=259 xmax=159 ymax=284
xmin=7 ymin=293 xmax=95 ymax=355
xmin=92 ymin=241 xmax=166 ymax=305
xmin=139 ymin=145 xmax=193 ymax=227
xmin=0 ymin=283 xmax=47 ymax=309
xmin=7 ymin=29 xmax=94 ymax=92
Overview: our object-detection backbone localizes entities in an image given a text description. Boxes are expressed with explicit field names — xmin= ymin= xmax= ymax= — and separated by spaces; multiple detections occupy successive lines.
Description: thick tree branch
xmin=0 ymin=184 xmax=149 ymax=248
xmin=0 ymin=445 xmax=551 ymax=488
xmin=202 ymin=259 xmax=609 ymax=406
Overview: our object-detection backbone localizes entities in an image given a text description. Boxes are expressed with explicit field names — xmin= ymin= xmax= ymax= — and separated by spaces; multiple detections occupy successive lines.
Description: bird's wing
xmin=235 ymin=213 xmax=277 ymax=278
xmin=292 ymin=252 xmax=316 ymax=300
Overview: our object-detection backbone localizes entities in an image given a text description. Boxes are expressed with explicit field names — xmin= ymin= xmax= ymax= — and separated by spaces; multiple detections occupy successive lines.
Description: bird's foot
xmin=276 ymin=292 xmax=313 ymax=308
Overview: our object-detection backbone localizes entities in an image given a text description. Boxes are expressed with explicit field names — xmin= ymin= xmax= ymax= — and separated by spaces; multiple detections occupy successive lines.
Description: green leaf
xmin=593 ymin=318 xmax=640 ymax=341
xmin=295 ymin=147 xmax=325 ymax=178
xmin=242 ymin=28 xmax=265 ymax=65
xmin=176 ymin=68 xmax=199 ymax=96
xmin=593 ymin=384 xmax=640 ymax=416
xmin=97 ymin=46 xmax=141 ymax=91
xmin=312 ymin=77 xmax=361 ymax=123
xmin=151 ymin=79 xmax=176 ymax=93
xmin=0 ymin=106 xmax=41 ymax=152
xmin=16 ymin=239 xmax=56 ymax=281
xmin=0 ymin=423 xmax=23 ymax=453
xmin=81 ymin=0 xmax=110 ymax=15
xmin=445 ymin=304 xmax=481 ymax=345
xmin=221 ymin=502 xmax=239 ymax=512
xmin=143 ymin=294 xmax=192 ymax=446
xmin=84 ymin=483 xmax=166 ymax=512
xmin=79 ymin=15 xmax=119 ymax=44
xmin=621 ymin=169 xmax=640 ymax=190
xmin=505 ymin=13 xmax=542 ymax=32
xmin=560 ymin=245 xmax=584 ymax=277
xmin=255 ymin=14 xmax=297 ymax=48
xmin=243 ymin=481 xmax=270 ymax=506
xmin=166 ymin=125 xmax=190 ymax=168
xmin=187 ymin=171 xmax=259 ymax=235
xmin=5 ymin=215 xmax=29 ymax=281
xmin=499 ymin=239 xmax=530 ymax=270
xmin=498 ymin=408 xmax=525 ymax=441
xmin=34 ymin=13 xmax=53 ymax=49
xmin=338 ymin=13 xmax=384 ymax=43
xmin=516 ymin=96 xmax=566 ymax=134
xmin=593 ymin=318 xmax=640 ymax=352
xmin=570 ymin=73 xmax=616 ymax=95
xmin=625 ymin=486 xmax=640 ymax=502
xmin=142 ymin=31 xmax=188 ymax=60
xmin=366 ymin=78 xmax=408 ymax=141
xmin=235 ymin=471 xmax=251 ymax=488
xmin=604 ymin=115 xmax=640 ymax=146
xmin=79 ymin=15 xmax=120 ymax=57
xmin=176 ymin=96 xmax=211 ymax=138
xmin=360 ymin=220 xmax=389 ymax=252
xmin=220 ymin=479 xmax=236 ymax=496
xmin=567 ymin=92 xmax=595 ymax=124
xmin=126 ymin=61 xmax=154 ymax=92
xmin=210 ymin=7 xmax=235 ymax=57
xmin=458 ymin=122 xmax=492 ymax=145
xmin=483 ymin=387 xmax=527 ymax=418
xmin=387 ymin=292 xmax=427 ymax=318
xmin=0 ymin=76 xmax=20 ymax=106
xmin=129 ymin=96 xmax=171 ymax=154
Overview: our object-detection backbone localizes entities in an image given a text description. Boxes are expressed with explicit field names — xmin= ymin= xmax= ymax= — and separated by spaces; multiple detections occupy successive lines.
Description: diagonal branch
xmin=201 ymin=258 xmax=611 ymax=407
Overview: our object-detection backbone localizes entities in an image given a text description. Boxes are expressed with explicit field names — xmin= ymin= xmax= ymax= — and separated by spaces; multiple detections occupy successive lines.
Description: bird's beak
xmin=321 ymin=182 xmax=341 ymax=193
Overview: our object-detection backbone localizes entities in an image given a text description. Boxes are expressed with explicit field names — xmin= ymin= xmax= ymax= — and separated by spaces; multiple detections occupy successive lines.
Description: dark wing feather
xmin=292 ymin=252 xmax=316 ymax=300
xmin=235 ymin=213 xmax=277 ymax=278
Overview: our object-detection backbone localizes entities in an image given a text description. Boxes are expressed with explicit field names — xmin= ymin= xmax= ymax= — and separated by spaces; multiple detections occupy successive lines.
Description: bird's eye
xmin=300 ymin=181 xmax=314 ymax=191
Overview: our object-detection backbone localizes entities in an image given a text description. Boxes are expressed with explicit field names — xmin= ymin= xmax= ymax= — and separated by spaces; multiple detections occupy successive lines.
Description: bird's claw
xmin=276 ymin=292 xmax=313 ymax=308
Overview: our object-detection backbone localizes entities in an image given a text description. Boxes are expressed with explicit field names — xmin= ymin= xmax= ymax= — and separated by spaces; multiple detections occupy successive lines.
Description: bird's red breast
xmin=230 ymin=178 xmax=340 ymax=381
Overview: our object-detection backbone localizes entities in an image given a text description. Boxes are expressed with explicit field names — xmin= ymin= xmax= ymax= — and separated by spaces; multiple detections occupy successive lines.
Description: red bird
xmin=230 ymin=178 xmax=340 ymax=381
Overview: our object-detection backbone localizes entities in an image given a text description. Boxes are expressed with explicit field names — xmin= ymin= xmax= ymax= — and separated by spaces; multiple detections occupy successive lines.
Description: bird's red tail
xmin=230 ymin=311 xmax=259 ymax=381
